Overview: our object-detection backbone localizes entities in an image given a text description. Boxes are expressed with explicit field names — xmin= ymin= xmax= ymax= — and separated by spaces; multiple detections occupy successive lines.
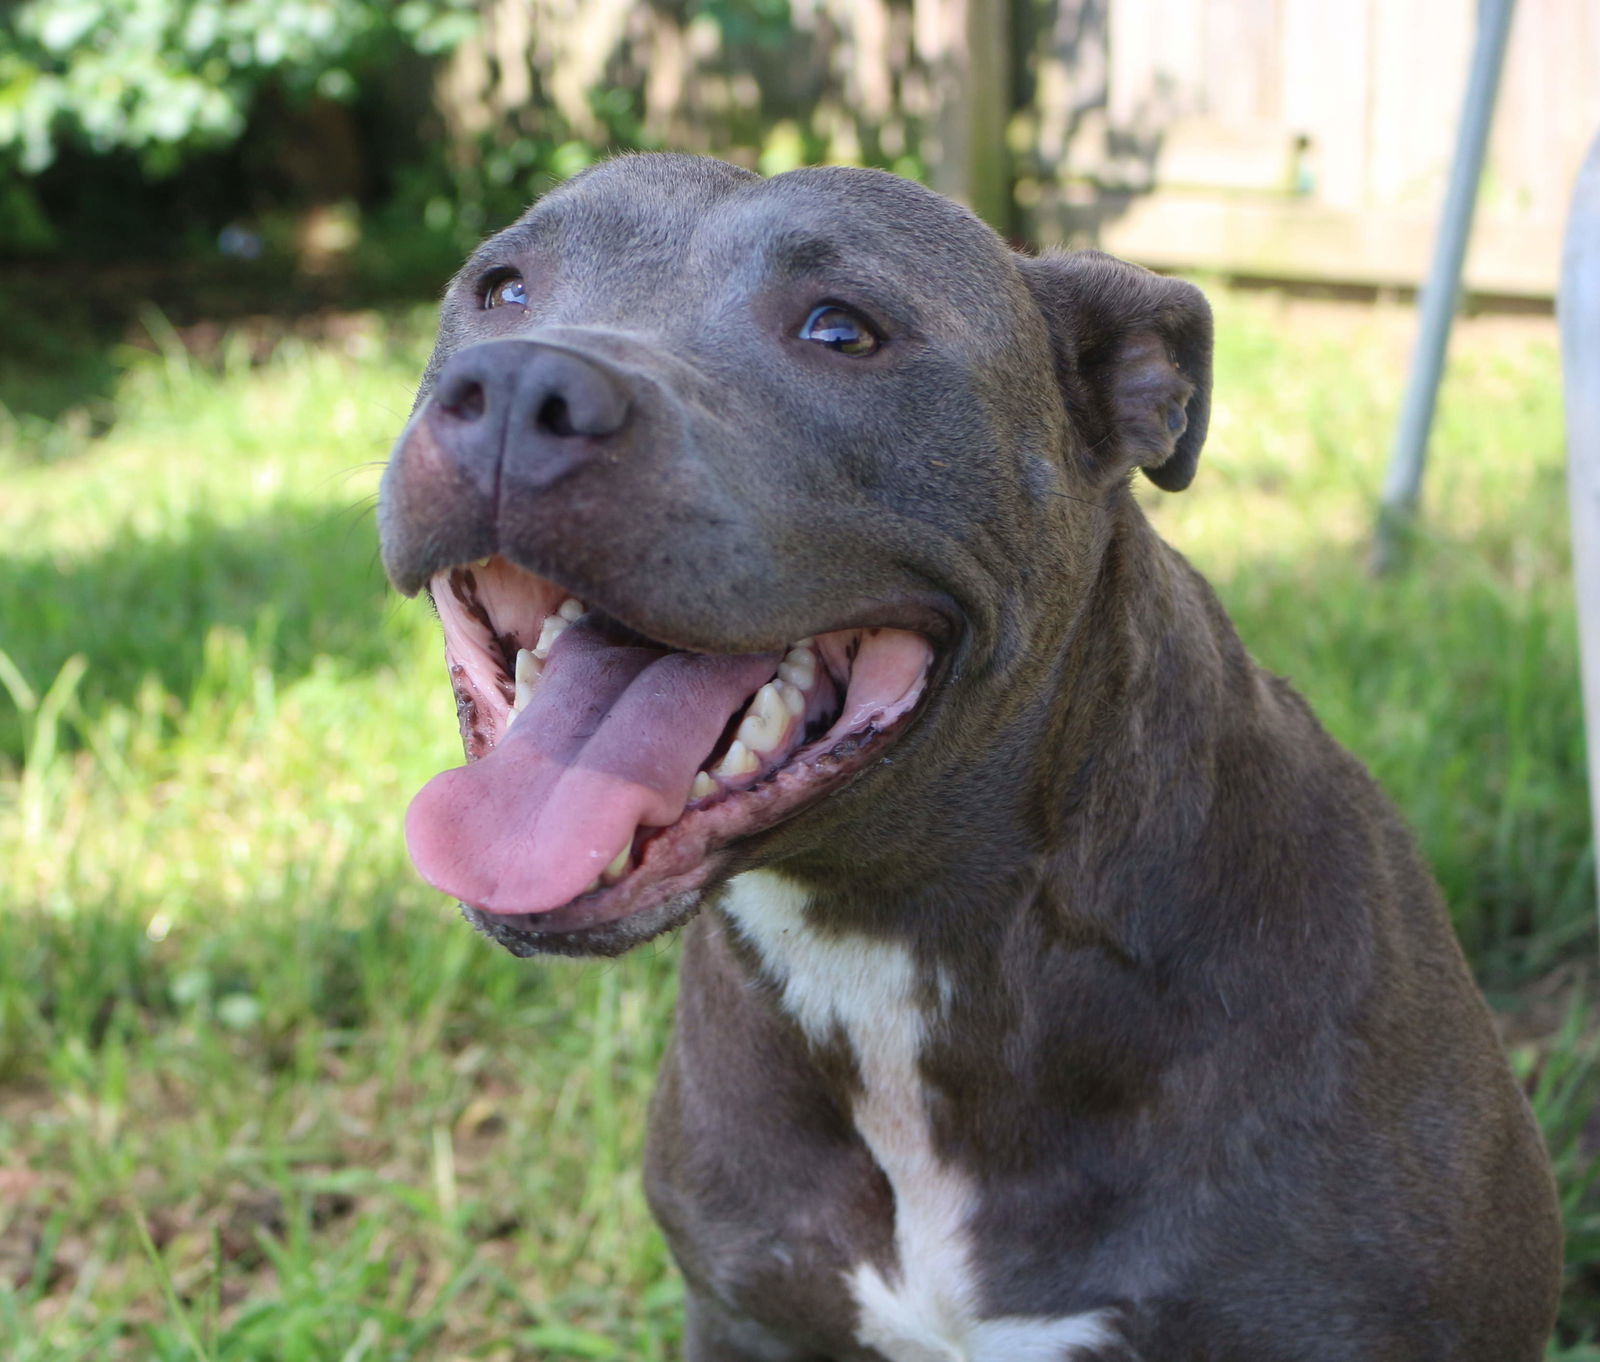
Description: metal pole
xmin=1559 ymin=126 xmax=1600 ymax=950
xmin=1373 ymin=0 xmax=1516 ymax=573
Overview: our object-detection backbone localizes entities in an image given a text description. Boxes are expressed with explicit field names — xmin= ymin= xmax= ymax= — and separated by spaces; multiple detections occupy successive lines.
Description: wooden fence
xmin=437 ymin=0 xmax=1600 ymax=299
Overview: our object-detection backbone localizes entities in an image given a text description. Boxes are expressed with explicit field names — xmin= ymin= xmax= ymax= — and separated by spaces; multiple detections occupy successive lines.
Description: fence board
xmin=434 ymin=0 xmax=1600 ymax=297
xmin=1029 ymin=0 xmax=1600 ymax=296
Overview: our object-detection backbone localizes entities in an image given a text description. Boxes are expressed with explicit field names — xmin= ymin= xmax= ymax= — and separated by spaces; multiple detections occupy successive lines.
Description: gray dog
xmin=379 ymin=154 xmax=1562 ymax=1361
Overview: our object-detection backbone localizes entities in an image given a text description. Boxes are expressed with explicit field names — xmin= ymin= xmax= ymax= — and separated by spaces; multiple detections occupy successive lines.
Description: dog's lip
xmin=485 ymin=550 xmax=962 ymax=657
xmin=457 ymin=686 xmax=934 ymax=937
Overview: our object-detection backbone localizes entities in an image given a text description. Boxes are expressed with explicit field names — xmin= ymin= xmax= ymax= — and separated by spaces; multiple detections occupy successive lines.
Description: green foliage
xmin=691 ymin=0 xmax=795 ymax=49
xmin=0 ymin=0 xmax=478 ymax=254
xmin=1520 ymin=1004 xmax=1600 ymax=1340
xmin=374 ymin=133 xmax=603 ymax=268
xmin=0 ymin=0 xmax=476 ymax=173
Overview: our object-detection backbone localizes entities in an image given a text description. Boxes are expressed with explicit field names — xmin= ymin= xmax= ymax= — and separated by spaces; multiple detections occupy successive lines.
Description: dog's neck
xmin=699 ymin=495 xmax=1281 ymax=1147
xmin=701 ymin=494 xmax=1261 ymax=1101
xmin=763 ymin=496 xmax=1252 ymax=949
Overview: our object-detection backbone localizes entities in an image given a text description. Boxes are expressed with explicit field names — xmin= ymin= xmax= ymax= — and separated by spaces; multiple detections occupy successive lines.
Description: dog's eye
xmin=483 ymin=273 xmax=528 ymax=309
xmin=800 ymin=305 xmax=880 ymax=357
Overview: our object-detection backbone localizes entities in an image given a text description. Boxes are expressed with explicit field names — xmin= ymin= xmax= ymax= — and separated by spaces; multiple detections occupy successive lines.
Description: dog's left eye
xmin=799 ymin=305 xmax=880 ymax=357
xmin=483 ymin=273 xmax=528 ymax=309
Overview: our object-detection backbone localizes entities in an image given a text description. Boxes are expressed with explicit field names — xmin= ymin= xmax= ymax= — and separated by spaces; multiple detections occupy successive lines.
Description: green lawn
xmin=1 ymin=293 xmax=1596 ymax=1359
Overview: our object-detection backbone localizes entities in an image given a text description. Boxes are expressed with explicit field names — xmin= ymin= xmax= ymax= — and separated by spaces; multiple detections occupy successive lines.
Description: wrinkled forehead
xmin=461 ymin=155 xmax=1026 ymax=329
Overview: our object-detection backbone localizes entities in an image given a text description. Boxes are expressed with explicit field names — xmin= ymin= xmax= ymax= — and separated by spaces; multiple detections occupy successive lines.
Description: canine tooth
xmin=602 ymin=839 xmax=632 ymax=884
xmin=584 ymin=877 xmax=601 ymax=895
xmin=476 ymin=557 xmax=492 ymax=567
xmin=514 ymin=648 xmax=541 ymax=709
xmin=791 ymin=636 xmax=814 ymax=648
xmin=691 ymin=771 xmax=718 ymax=799
xmin=737 ymin=682 xmax=789 ymax=752
xmin=777 ymin=680 xmax=807 ymax=716
xmin=712 ymin=739 xmax=759 ymax=778
xmin=558 ymin=597 xmax=585 ymax=622
xmin=533 ymin=614 xmax=568 ymax=659
xmin=505 ymin=703 xmax=522 ymax=730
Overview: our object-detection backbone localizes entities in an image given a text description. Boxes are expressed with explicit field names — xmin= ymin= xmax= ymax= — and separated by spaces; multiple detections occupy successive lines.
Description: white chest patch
xmin=722 ymin=872 xmax=1119 ymax=1362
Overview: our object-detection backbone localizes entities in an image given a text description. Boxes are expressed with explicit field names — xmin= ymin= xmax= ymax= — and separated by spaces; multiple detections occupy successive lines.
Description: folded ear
xmin=1016 ymin=250 xmax=1213 ymax=492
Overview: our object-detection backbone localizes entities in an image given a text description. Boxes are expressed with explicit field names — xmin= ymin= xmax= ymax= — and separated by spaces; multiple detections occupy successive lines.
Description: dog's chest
xmin=722 ymin=873 xmax=1117 ymax=1362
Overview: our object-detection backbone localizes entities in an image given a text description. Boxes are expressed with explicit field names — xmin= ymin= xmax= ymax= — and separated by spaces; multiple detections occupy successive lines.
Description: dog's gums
xmin=403 ymin=555 xmax=934 ymax=930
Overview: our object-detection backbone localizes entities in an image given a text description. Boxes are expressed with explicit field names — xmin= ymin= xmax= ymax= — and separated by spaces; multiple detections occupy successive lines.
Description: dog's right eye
xmin=799 ymin=305 xmax=880 ymax=357
xmin=483 ymin=272 xmax=528 ymax=309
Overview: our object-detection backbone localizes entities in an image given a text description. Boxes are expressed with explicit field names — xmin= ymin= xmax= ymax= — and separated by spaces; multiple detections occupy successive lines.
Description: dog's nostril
xmin=537 ymin=394 xmax=575 ymax=438
xmin=439 ymin=378 xmax=487 ymax=422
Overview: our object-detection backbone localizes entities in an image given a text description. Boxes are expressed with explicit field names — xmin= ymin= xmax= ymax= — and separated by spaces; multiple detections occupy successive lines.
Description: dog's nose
xmin=381 ymin=340 xmax=637 ymax=593
xmin=427 ymin=341 xmax=632 ymax=474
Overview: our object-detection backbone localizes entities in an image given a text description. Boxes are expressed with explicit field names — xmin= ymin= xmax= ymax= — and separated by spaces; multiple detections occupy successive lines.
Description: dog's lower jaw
xmin=462 ymin=884 xmax=712 ymax=958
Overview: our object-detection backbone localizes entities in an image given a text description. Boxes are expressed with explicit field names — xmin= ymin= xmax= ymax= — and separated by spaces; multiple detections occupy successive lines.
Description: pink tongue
xmin=405 ymin=621 xmax=779 ymax=915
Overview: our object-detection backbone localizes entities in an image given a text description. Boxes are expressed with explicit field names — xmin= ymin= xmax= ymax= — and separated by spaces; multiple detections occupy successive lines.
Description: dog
xmin=377 ymin=153 xmax=1563 ymax=1361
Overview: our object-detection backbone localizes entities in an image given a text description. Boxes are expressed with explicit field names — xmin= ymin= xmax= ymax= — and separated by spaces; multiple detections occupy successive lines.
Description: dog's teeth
xmin=557 ymin=596 xmax=585 ymax=622
xmin=777 ymin=662 xmax=810 ymax=689
xmin=690 ymin=771 xmax=718 ymax=799
xmin=778 ymin=644 xmax=816 ymax=690
xmin=584 ymin=877 xmax=601 ymax=895
xmin=602 ymin=839 xmax=632 ymax=884
xmin=476 ymin=557 xmax=493 ymax=568
xmin=737 ymin=682 xmax=789 ymax=753
xmin=777 ymin=679 xmax=807 ymax=717
xmin=533 ymin=614 xmax=568 ymax=659
xmin=712 ymin=739 xmax=759 ymax=778
xmin=791 ymin=636 xmax=814 ymax=648
xmin=505 ymin=703 xmax=521 ymax=730
xmin=513 ymin=648 xmax=541 ymax=709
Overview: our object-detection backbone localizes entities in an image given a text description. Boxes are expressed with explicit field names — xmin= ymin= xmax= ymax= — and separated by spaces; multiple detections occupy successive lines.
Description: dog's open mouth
xmin=404 ymin=556 xmax=934 ymax=932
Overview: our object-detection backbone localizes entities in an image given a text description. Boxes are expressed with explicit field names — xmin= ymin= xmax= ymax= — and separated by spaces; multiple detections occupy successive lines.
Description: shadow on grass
xmin=0 ymin=248 xmax=453 ymax=453
xmin=0 ymin=497 xmax=399 ymax=761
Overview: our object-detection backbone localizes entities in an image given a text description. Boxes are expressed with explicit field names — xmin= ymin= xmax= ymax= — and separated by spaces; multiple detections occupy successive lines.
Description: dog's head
xmin=378 ymin=153 xmax=1211 ymax=956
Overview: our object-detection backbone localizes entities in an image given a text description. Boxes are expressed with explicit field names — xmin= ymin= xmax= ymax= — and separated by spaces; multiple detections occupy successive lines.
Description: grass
xmin=0 ymin=291 xmax=1595 ymax=1358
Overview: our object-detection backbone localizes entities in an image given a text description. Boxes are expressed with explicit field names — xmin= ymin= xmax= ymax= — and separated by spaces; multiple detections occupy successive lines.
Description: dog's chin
xmin=463 ymin=887 xmax=710 ymax=959
xmin=460 ymin=830 xmax=733 ymax=958
xmin=403 ymin=556 xmax=938 ymax=955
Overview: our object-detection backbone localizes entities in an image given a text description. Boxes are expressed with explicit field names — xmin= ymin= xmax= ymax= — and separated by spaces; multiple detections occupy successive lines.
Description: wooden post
xmin=919 ymin=0 xmax=1014 ymax=235
xmin=1560 ymin=125 xmax=1600 ymax=949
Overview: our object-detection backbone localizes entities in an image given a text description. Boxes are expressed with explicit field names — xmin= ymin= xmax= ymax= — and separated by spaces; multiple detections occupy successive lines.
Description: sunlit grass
xmin=0 ymin=292 xmax=1595 ymax=1357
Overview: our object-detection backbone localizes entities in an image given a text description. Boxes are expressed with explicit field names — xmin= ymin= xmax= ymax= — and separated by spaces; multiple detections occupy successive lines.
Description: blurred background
xmin=1 ymin=1 xmax=1598 ymax=1358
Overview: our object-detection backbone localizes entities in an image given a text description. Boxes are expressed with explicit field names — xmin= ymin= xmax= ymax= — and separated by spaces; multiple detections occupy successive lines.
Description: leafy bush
xmin=0 ymin=0 xmax=477 ymax=251
xmin=1 ymin=0 xmax=475 ymax=172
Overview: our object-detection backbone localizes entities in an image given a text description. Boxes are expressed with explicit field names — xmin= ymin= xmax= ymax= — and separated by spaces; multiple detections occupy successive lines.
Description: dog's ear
xmin=1017 ymin=250 xmax=1213 ymax=492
